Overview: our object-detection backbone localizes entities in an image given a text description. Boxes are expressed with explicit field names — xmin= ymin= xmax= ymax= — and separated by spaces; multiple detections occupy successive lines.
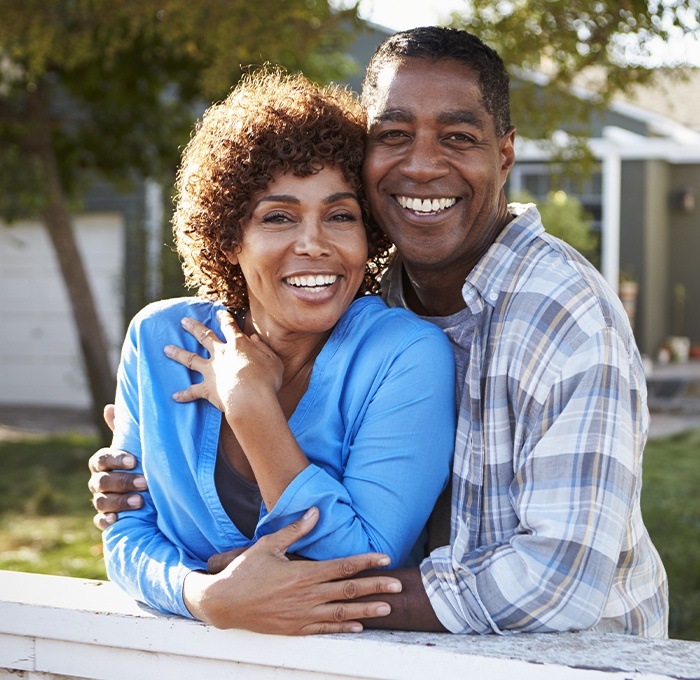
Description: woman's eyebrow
xmin=254 ymin=194 xmax=299 ymax=208
xmin=324 ymin=192 xmax=358 ymax=204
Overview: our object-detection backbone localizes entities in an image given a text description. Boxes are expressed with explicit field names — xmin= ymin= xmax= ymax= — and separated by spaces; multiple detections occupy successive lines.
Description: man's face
xmin=363 ymin=57 xmax=515 ymax=277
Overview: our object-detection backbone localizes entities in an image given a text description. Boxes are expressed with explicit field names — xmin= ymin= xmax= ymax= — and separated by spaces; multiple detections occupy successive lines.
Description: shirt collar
xmin=462 ymin=203 xmax=544 ymax=310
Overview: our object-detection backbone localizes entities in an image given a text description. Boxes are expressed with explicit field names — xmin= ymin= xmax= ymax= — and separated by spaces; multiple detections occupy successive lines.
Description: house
xmin=2 ymin=22 xmax=698 ymax=408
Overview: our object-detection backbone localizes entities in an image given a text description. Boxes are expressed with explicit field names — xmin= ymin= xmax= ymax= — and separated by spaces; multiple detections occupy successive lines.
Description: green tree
xmin=0 ymin=0 xmax=360 ymax=440
xmin=450 ymin=0 xmax=699 ymax=162
xmin=511 ymin=189 xmax=600 ymax=265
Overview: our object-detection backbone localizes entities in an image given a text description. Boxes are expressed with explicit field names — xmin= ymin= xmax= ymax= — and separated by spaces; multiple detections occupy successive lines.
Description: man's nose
xmin=400 ymin=135 xmax=449 ymax=182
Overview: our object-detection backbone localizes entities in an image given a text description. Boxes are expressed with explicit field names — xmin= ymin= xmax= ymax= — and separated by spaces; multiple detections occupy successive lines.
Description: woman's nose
xmin=293 ymin=220 xmax=331 ymax=257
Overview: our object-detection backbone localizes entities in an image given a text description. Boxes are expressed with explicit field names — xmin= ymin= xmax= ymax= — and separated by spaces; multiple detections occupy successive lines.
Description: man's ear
xmin=499 ymin=126 xmax=516 ymax=179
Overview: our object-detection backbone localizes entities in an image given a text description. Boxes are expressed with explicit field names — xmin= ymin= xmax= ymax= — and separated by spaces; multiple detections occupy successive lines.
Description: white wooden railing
xmin=1 ymin=570 xmax=699 ymax=680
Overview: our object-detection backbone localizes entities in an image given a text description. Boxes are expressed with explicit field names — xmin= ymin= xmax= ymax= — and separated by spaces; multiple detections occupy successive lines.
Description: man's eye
xmin=378 ymin=130 xmax=409 ymax=143
xmin=445 ymin=132 xmax=474 ymax=144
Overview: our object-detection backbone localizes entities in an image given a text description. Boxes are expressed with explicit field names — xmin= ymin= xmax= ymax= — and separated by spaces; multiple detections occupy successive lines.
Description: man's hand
xmin=88 ymin=402 xmax=147 ymax=530
xmin=185 ymin=507 xmax=402 ymax=634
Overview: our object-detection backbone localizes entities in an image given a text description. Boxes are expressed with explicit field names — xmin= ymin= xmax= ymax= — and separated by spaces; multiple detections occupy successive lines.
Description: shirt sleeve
xmin=254 ymin=326 xmax=456 ymax=568
xmin=422 ymin=327 xmax=642 ymax=633
xmin=102 ymin=316 xmax=205 ymax=619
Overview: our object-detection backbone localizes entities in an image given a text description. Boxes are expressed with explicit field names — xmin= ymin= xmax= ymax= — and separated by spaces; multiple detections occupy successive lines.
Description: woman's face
xmin=227 ymin=166 xmax=368 ymax=338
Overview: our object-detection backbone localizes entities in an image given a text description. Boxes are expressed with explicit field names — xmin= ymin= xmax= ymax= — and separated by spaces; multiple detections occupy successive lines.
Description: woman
xmin=103 ymin=69 xmax=456 ymax=626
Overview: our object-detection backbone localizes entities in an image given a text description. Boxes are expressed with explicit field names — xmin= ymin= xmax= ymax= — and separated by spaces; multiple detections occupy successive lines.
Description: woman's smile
xmin=227 ymin=166 xmax=369 ymax=341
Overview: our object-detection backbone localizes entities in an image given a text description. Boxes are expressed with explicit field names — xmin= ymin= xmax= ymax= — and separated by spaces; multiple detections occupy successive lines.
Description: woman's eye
xmin=261 ymin=212 xmax=292 ymax=224
xmin=330 ymin=212 xmax=357 ymax=222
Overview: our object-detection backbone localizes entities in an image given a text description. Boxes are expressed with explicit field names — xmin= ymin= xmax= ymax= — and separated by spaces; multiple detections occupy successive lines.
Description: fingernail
xmin=349 ymin=624 xmax=363 ymax=633
xmin=387 ymin=581 xmax=402 ymax=593
xmin=134 ymin=476 xmax=147 ymax=490
xmin=302 ymin=507 xmax=317 ymax=520
xmin=127 ymin=495 xmax=142 ymax=508
xmin=164 ymin=345 xmax=175 ymax=357
xmin=181 ymin=317 xmax=193 ymax=329
xmin=376 ymin=605 xmax=391 ymax=616
xmin=122 ymin=454 xmax=136 ymax=468
xmin=377 ymin=556 xmax=390 ymax=567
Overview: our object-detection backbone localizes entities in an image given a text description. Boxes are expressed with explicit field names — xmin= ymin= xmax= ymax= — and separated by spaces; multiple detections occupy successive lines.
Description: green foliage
xmin=0 ymin=0 xmax=362 ymax=216
xmin=449 ymin=0 xmax=698 ymax=154
xmin=642 ymin=429 xmax=700 ymax=641
xmin=510 ymin=189 xmax=599 ymax=264
xmin=0 ymin=433 xmax=106 ymax=579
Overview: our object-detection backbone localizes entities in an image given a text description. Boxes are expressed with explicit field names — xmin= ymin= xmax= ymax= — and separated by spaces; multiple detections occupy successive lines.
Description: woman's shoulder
xmin=129 ymin=297 xmax=226 ymax=329
xmin=338 ymin=296 xmax=451 ymax=349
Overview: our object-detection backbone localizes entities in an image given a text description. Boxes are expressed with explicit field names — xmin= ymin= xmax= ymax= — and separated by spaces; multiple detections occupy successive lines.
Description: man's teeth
xmin=396 ymin=196 xmax=457 ymax=213
xmin=286 ymin=274 xmax=338 ymax=288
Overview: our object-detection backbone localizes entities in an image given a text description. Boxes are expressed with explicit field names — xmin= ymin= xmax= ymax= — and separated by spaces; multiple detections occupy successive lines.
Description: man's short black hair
xmin=361 ymin=26 xmax=511 ymax=137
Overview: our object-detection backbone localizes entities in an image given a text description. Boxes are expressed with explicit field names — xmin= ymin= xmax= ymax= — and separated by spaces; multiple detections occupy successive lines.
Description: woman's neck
xmin=242 ymin=309 xmax=330 ymax=387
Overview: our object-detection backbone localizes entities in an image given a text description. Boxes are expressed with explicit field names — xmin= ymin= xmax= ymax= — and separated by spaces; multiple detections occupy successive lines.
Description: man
xmin=89 ymin=26 xmax=668 ymax=636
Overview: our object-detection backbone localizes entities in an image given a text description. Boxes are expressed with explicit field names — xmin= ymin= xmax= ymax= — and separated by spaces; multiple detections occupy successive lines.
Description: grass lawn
xmin=1 ymin=428 xmax=699 ymax=640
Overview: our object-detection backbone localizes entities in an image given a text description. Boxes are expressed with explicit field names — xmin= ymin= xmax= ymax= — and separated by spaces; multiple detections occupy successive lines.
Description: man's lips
xmin=394 ymin=195 xmax=458 ymax=214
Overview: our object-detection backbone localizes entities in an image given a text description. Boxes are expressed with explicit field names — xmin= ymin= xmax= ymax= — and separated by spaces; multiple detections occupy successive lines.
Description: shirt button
xmin=488 ymin=291 xmax=498 ymax=301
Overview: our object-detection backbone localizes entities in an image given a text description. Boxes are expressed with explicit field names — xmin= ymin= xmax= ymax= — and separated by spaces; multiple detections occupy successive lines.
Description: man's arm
xmin=359 ymin=567 xmax=446 ymax=632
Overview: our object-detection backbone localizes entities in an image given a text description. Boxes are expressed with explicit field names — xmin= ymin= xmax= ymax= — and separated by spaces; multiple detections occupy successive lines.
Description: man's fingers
xmin=88 ymin=448 xmax=137 ymax=473
xmin=103 ymin=404 xmax=116 ymax=432
xmin=88 ymin=469 xmax=146 ymax=494
xmin=93 ymin=512 xmax=117 ymax=531
xmin=91 ymin=490 xmax=144 ymax=513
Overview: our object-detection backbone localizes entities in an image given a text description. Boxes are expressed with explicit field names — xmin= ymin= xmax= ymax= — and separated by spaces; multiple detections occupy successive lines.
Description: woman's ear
xmin=224 ymin=243 xmax=240 ymax=265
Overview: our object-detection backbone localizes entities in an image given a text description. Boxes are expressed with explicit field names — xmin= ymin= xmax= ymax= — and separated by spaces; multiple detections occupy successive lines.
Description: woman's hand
xmin=164 ymin=310 xmax=283 ymax=416
xmin=183 ymin=507 xmax=402 ymax=635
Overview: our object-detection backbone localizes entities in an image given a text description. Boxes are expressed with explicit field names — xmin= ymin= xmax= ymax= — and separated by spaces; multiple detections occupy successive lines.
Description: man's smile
xmin=394 ymin=195 xmax=459 ymax=214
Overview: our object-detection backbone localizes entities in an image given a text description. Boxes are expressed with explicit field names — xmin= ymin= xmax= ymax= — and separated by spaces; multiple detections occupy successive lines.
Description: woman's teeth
xmin=286 ymin=274 xmax=338 ymax=288
xmin=396 ymin=196 xmax=457 ymax=213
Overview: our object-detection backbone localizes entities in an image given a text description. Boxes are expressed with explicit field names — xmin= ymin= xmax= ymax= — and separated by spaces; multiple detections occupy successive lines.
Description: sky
xmin=353 ymin=0 xmax=700 ymax=66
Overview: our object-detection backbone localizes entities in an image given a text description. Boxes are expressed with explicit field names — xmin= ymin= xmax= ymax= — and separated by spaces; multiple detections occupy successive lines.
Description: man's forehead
xmin=365 ymin=58 xmax=485 ymax=123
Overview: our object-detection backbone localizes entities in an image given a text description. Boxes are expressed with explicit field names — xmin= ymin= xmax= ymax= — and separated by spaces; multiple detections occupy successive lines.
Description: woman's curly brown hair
xmin=173 ymin=67 xmax=393 ymax=309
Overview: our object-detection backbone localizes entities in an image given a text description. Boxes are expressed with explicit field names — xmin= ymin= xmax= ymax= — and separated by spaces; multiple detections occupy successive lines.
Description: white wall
xmin=0 ymin=214 xmax=124 ymax=408
xmin=1 ymin=571 xmax=700 ymax=680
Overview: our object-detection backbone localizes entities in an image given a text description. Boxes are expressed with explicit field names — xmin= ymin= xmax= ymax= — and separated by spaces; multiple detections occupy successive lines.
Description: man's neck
xmin=401 ymin=265 xmax=467 ymax=317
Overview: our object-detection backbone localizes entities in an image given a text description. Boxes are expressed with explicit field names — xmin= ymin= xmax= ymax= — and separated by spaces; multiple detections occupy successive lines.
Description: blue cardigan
xmin=103 ymin=295 xmax=456 ymax=617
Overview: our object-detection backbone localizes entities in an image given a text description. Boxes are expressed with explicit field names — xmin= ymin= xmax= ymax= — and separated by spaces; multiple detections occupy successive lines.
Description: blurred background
xmin=0 ymin=0 xmax=699 ymax=640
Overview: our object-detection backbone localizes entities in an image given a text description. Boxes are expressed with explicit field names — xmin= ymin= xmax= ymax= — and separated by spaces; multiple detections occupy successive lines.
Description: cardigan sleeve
xmin=255 ymin=324 xmax=456 ymax=568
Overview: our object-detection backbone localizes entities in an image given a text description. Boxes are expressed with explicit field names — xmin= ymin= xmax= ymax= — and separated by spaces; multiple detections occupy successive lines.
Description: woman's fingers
xmin=164 ymin=344 xmax=204 ymax=373
xmin=217 ymin=310 xmax=244 ymax=342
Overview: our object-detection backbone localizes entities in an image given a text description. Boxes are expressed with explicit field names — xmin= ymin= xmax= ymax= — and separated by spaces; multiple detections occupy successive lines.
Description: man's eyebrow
xmin=371 ymin=108 xmax=487 ymax=131
xmin=437 ymin=110 xmax=486 ymax=130
xmin=372 ymin=108 xmax=414 ymax=124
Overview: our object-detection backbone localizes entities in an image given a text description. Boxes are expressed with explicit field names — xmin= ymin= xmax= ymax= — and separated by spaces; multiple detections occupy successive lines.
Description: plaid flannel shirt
xmin=383 ymin=204 xmax=668 ymax=636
